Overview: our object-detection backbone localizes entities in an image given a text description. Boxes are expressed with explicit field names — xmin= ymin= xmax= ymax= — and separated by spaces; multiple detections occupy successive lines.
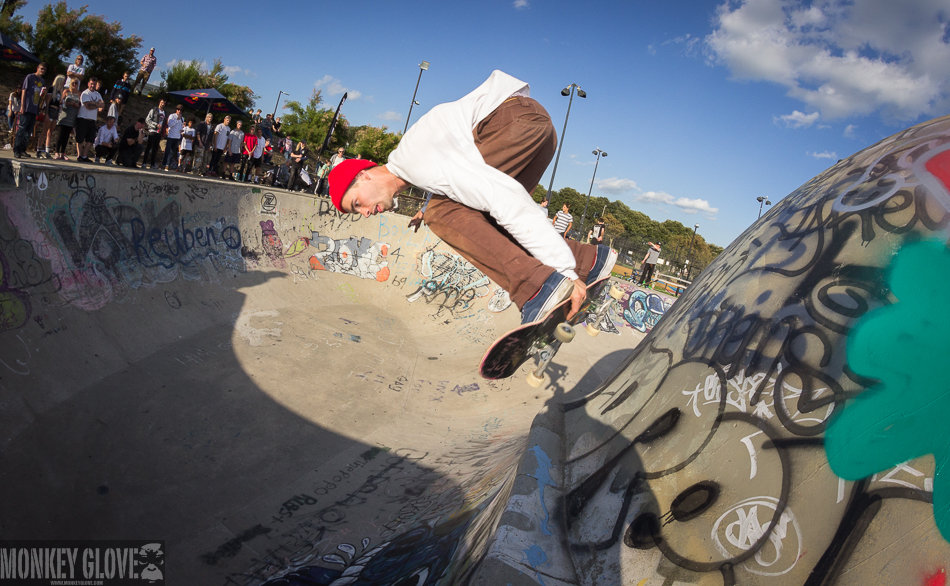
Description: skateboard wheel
xmin=609 ymin=285 xmax=624 ymax=300
xmin=554 ymin=323 xmax=575 ymax=343
xmin=526 ymin=371 xmax=548 ymax=388
xmin=586 ymin=322 xmax=601 ymax=337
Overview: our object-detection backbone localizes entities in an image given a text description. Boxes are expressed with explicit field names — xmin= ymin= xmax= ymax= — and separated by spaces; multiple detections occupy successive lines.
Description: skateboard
xmin=479 ymin=276 xmax=624 ymax=385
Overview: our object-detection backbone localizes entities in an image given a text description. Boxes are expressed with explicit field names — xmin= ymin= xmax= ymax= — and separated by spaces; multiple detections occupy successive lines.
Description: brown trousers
xmin=423 ymin=96 xmax=598 ymax=309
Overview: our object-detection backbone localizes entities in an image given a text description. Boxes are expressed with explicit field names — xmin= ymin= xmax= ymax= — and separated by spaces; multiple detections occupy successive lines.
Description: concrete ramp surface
xmin=3 ymin=113 xmax=950 ymax=586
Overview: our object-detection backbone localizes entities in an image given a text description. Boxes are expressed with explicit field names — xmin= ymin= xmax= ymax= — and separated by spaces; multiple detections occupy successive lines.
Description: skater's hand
xmin=408 ymin=211 xmax=424 ymax=233
xmin=566 ymin=279 xmax=587 ymax=320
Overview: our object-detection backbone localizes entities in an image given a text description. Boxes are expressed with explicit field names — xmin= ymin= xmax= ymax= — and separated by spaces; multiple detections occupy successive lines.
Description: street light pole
xmin=404 ymin=61 xmax=430 ymax=134
xmin=580 ymin=148 xmax=607 ymax=238
xmin=545 ymin=83 xmax=586 ymax=204
xmin=757 ymin=196 xmax=772 ymax=218
xmin=685 ymin=223 xmax=699 ymax=279
xmin=272 ymin=90 xmax=289 ymax=119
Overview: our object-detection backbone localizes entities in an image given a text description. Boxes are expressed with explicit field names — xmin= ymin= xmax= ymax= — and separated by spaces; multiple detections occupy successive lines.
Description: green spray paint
xmin=825 ymin=239 xmax=950 ymax=542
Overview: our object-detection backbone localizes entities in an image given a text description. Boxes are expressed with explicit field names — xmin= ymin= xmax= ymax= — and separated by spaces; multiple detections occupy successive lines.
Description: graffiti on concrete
xmin=558 ymin=116 xmax=950 ymax=584
xmin=826 ymin=239 xmax=950 ymax=542
xmin=307 ymin=232 xmax=390 ymax=282
xmin=1 ymin=174 xmax=245 ymax=312
xmin=406 ymin=248 xmax=491 ymax=317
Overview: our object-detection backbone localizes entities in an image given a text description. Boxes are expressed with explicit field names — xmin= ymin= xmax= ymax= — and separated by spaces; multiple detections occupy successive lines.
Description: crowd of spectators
xmin=5 ymin=48 xmax=350 ymax=193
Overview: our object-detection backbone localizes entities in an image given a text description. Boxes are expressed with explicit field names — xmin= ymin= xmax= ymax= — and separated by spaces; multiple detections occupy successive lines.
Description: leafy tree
xmin=281 ymin=89 xmax=348 ymax=159
xmin=26 ymin=2 xmax=140 ymax=83
xmin=350 ymin=125 xmax=401 ymax=164
xmin=531 ymin=184 xmax=547 ymax=202
xmin=159 ymin=59 xmax=203 ymax=93
xmin=158 ymin=58 xmax=257 ymax=113
xmin=0 ymin=0 xmax=30 ymax=42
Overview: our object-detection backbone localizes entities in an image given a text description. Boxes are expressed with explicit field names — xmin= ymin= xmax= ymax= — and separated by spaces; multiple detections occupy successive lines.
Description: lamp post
xmin=404 ymin=61 xmax=430 ymax=134
xmin=757 ymin=196 xmax=772 ymax=218
xmin=544 ymin=83 xmax=586 ymax=204
xmin=580 ymin=148 xmax=607 ymax=237
xmin=685 ymin=223 xmax=699 ymax=279
xmin=272 ymin=90 xmax=289 ymax=119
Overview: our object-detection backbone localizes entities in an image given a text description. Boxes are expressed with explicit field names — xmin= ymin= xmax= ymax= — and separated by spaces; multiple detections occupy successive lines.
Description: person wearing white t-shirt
xmin=76 ymin=77 xmax=103 ymax=162
xmin=66 ymin=56 xmax=85 ymax=85
xmin=178 ymin=118 xmax=196 ymax=173
xmin=223 ymin=120 xmax=244 ymax=180
xmin=93 ymin=116 xmax=119 ymax=163
xmin=206 ymin=115 xmax=230 ymax=178
xmin=161 ymin=104 xmax=185 ymax=170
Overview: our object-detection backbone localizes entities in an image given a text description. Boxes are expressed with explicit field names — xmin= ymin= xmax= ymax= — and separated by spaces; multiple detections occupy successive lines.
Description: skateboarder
xmin=329 ymin=70 xmax=616 ymax=324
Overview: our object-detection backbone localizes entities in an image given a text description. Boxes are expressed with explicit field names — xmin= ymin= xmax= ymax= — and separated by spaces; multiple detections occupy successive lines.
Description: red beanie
xmin=330 ymin=159 xmax=378 ymax=212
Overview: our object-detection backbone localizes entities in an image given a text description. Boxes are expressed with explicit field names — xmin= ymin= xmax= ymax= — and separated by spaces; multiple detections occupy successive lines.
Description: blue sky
xmin=18 ymin=0 xmax=950 ymax=247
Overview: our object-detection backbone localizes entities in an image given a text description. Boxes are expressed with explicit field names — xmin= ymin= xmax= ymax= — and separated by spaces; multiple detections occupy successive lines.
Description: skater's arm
xmin=438 ymin=158 xmax=579 ymax=281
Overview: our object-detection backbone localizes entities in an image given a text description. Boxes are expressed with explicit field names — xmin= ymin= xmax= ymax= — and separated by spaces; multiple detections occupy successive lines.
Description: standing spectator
xmin=117 ymin=118 xmax=146 ymax=167
xmin=75 ymin=77 xmax=103 ymax=163
xmin=588 ymin=217 xmax=606 ymax=245
xmin=110 ymin=71 xmax=133 ymax=121
xmin=207 ymin=115 xmax=231 ymax=178
xmin=281 ymin=135 xmax=292 ymax=163
xmin=66 ymin=55 xmax=84 ymax=85
xmin=178 ymin=118 xmax=196 ymax=172
xmin=316 ymin=158 xmax=331 ymax=196
xmin=247 ymin=126 xmax=265 ymax=183
xmin=288 ymin=138 xmax=309 ymax=191
xmin=223 ymin=120 xmax=244 ymax=180
xmin=6 ymin=89 xmax=19 ymax=145
xmin=273 ymin=116 xmax=282 ymax=134
xmin=142 ymin=98 xmax=166 ymax=169
xmin=161 ymin=104 xmax=185 ymax=170
xmin=538 ymin=199 xmax=549 ymax=216
xmin=638 ymin=242 xmax=661 ymax=286
xmin=38 ymin=74 xmax=65 ymax=158
xmin=52 ymin=79 xmax=81 ymax=160
xmin=239 ymin=126 xmax=258 ymax=182
xmin=132 ymin=48 xmax=157 ymax=95
xmin=552 ymin=203 xmax=573 ymax=237
xmin=192 ymin=113 xmax=213 ymax=176
xmin=330 ymin=147 xmax=346 ymax=168
xmin=260 ymin=113 xmax=274 ymax=140
xmin=13 ymin=62 xmax=47 ymax=159
xmin=93 ymin=116 xmax=119 ymax=163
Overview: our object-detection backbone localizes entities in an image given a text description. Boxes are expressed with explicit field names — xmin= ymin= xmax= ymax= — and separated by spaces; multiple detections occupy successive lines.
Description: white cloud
xmin=378 ymin=111 xmax=401 ymax=121
xmin=514 ymin=0 xmax=528 ymax=8
xmin=636 ymin=191 xmax=675 ymax=205
xmin=808 ymin=150 xmax=838 ymax=159
xmin=315 ymin=75 xmax=362 ymax=100
xmin=636 ymin=191 xmax=719 ymax=218
xmin=843 ymin=124 xmax=857 ymax=137
xmin=674 ymin=197 xmax=719 ymax=216
xmin=597 ymin=177 xmax=639 ymax=194
xmin=775 ymin=110 xmax=820 ymax=128
xmin=705 ymin=0 xmax=950 ymax=121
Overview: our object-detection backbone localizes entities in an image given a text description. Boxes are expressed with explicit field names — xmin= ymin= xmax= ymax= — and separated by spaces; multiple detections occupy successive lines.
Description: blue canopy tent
xmin=166 ymin=88 xmax=248 ymax=118
xmin=0 ymin=32 xmax=40 ymax=64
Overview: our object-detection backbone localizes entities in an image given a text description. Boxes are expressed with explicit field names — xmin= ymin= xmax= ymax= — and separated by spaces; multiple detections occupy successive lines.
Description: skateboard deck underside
xmin=479 ymin=277 xmax=611 ymax=380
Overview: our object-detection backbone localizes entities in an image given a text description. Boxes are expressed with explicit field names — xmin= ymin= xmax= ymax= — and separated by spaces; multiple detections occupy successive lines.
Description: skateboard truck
xmin=526 ymin=322 xmax=576 ymax=387
xmin=585 ymin=284 xmax=625 ymax=337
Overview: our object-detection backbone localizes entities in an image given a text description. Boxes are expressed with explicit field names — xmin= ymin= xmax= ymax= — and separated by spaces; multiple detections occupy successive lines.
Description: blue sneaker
xmin=586 ymin=245 xmax=618 ymax=285
xmin=521 ymin=272 xmax=574 ymax=324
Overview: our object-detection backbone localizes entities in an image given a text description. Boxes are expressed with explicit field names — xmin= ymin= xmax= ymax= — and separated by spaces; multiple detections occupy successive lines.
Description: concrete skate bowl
xmin=2 ymin=111 xmax=950 ymax=586
xmin=0 ymin=160 xmax=640 ymax=585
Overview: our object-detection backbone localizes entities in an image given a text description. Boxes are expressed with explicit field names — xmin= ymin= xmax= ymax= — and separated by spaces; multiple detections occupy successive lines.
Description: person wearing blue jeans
xmin=13 ymin=62 xmax=47 ymax=158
